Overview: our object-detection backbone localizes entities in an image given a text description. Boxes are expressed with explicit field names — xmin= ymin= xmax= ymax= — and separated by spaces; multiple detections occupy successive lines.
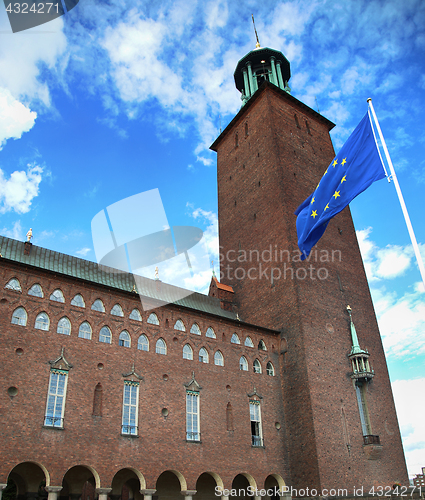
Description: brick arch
xmin=6 ymin=461 xmax=50 ymax=494
xmin=231 ymin=473 xmax=257 ymax=498
xmin=195 ymin=472 xmax=224 ymax=499
xmin=62 ymin=465 xmax=101 ymax=493
xmin=155 ymin=470 xmax=187 ymax=496
xmin=110 ymin=467 xmax=146 ymax=494
xmin=264 ymin=474 xmax=286 ymax=498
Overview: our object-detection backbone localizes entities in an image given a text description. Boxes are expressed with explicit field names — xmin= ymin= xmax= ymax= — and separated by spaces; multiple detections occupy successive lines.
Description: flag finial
xmin=251 ymin=14 xmax=261 ymax=48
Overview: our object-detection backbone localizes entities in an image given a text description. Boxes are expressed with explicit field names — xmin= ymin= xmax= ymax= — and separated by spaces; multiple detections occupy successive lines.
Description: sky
xmin=0 ymin=0 xmax=424 ymax=480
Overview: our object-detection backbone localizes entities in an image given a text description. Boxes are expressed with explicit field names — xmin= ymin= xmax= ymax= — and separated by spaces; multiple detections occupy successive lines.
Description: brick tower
xmin=211 ymin=45 xmax=408 ymax=492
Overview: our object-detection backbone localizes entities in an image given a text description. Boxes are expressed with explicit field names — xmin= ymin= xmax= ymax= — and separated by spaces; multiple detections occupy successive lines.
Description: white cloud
xmin=0 ymin=164 xmax=43 ymax=214
xmin=392 ymin=378 xmax=425 ymax=477
xmin=0 ymin=220 xmax=23 ymax=240
xmin=76 ymin=247 xmax=91 ymax=256
xmin=0 ymin=88 xmax=37 ymax=149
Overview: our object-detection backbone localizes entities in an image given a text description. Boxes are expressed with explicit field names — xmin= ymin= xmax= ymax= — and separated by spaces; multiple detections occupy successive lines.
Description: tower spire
xmin=251 ymin=14 xmax=261 ymax=48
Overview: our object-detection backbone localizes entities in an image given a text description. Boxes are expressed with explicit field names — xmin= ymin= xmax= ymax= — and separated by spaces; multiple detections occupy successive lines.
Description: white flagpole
xmin=367 ymin=97 xmax=425 ymax=289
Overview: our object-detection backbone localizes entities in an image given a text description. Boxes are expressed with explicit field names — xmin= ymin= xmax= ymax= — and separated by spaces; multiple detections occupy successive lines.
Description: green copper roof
xmin=0 ymin=235 xmax=240 ymax=322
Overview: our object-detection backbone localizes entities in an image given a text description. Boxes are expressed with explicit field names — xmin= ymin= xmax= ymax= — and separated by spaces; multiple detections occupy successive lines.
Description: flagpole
xmin=367 ymin=98 xmax=425 ymax=288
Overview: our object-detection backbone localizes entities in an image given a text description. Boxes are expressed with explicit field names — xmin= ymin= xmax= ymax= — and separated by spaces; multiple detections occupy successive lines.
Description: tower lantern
xmin=234 ymin=47 xmax=291 ymax=105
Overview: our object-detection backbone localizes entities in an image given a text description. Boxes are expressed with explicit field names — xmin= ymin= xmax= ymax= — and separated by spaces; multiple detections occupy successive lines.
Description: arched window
xmin=199 ymin=347 xmax=209 ymax=363
xmin=147 ymin=313 xmax=159 ymax=325
xmin=111 ymin=304 xmax=124 ymax=317
xmin=50 ymin=289 xmax=65 ymax=302
xmin=91 ymin=299 xmax=105 ymax=312
xmin=174 ymin=319 xmax=186 ymax=331
xmin=5 ymin=278 xmax=22 ymax=292
xmin=206 ymin=327 xmax=216 ymax=338
xmin=258 ymin=340 xmax=267 ymax=351
xmin=11 ymin=306 xmax=27 ymax=326
xmin=28 ymin=284 xmax=43 ymax=298
xmin=99 ymin=326 xmax=112 ymax=344
xmin=129 ymin=308 xmax=142 ymax=321
xmin=253 ymin=359 xmax=262 ymax=374
xmin=35 ymin=312 xmax=49 ymax=331
xmin=78 ymin=321 xmax=92 ymax=340
xmin=71 ymin=294 xmax=85 ymax=308
xmin=119 ymin=330 xmax=131 ymax=347
xmin=137 ymin=334 xmax=149 ymax=351
xmin=231 ymin=333 xmax=240 ymax=344
xmin=156 ymin=338 xmax=167 ymax=355
xmin=245 ymin=336 xmax=254 ymax=347
xmin=190 ymin=323 xmax=201 ymax=335
xmin=214 ymin=350 xmax=224 ymax=366
xmin=183 ymin=344 xmax=193 ymax=360
xmin=239 ymin=356 xmax=248 ymax=371
xmin=266 ymin=362 xmax=275 ymax=376
xmin=57 ymin=317 xmax=71 ymax=335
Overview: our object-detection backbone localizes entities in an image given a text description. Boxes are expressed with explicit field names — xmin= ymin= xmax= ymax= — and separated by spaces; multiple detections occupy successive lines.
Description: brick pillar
xmin=140 ymin=490 xmax=156 ymax=500
xmin=45 ymin=486 xmax=63 ymax=500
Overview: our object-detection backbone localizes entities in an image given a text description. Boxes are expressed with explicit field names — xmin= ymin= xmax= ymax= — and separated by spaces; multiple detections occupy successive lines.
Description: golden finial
xmin=252 ymin=14 xmax=261 ymax=48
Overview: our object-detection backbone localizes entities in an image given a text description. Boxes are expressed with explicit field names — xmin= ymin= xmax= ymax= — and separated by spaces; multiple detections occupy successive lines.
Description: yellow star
xmin=323 ymin=168 xmax=328 ymax=176
xmin=341 ymin=175 xmax=347 ymax=183
xmin=341 ymin=158 xmax=347 ymax=166
xmin=333 ymin=159 xmax=338 ymax=167
xmin=311 ymin=197 xmax=315 ymax=204
xmin=324 ymin=204 xmax=329 ymax=211
xmin=311 ymin=210 xmax=318 ymax=218
xmin=333 ymin=191 xmax=340 ymax=199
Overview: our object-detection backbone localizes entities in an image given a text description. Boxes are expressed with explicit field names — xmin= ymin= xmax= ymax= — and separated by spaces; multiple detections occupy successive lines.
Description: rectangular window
xmin=250 ymin=400 xmax=263 ymax=447
xmin=122 ymin=381 xmax=139 ymax=435
xmin=355 ymin=383 xmax=372 ymax=436
xmin=44 ymin=370 xmax=68 ymax=428
xmin=186 ymin=391 xmax=200 ymax=441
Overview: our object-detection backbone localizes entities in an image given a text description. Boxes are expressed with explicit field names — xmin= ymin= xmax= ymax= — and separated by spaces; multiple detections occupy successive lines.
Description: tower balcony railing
xmin=363 ymin=434 xmax=380 ymax=445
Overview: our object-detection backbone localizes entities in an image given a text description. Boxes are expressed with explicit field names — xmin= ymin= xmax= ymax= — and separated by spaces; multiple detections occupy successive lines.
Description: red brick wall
xmin=213 ymin=82 xmax=408 ymax=491
xmin=0 ymin=260 xmax=290 ymax=492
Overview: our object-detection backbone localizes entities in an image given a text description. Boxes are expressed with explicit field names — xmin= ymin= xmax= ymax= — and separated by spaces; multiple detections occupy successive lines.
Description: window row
xmin=10 ymin=306 xmax=269 ymax=350
xmin=45 ymin=371 xmax=264 ymax=446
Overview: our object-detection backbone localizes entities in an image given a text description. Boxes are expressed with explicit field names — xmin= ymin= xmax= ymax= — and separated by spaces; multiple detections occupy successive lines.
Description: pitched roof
xmin=0 ymin=235 xmax=238 ymax=321
xmin=212 ymin=276 xmax=234 ymax=293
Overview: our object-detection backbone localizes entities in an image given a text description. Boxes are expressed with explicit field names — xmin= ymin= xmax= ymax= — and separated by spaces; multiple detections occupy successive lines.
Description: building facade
xmin=0 ymin=43 xmax=408 ymax=500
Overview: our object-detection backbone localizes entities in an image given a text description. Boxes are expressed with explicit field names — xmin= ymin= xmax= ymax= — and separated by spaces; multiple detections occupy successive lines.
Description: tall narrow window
xmin=240 ymin=356 xmax=248 ymax=371
xmin=226 ymin=402 xmax=234 ymax=431
xmin=44 ymin=370 xmax=68 ymax=428
xmin=122 ymin=381 xmax=139 ymax=435
xmin=156 ymin=338 xmax=166 ymax=354
xmin=266 ymin=362 xmax=275 ymax=376
xmin=183 ymin=344 xmax=193 ymax=360
xmin=11 ymin=307 xmax=27 ymax=326
xmin=92 ymin=383 xmax=102 ymax=416
xmin=137 ymin=334 xmax=149 ymax=351
xmin=250 ymin=401 xmax=263 ymax=447
xmin=355 ymin=382 xmax=372 ymax=436
xmin=253 ymin=359 xmax=262 ymax=374
xmin=57 ymin=317 xmax=71 ymax=336
xmin=186 ymin=391 xmax=200 ymax=441
xmin=199 ymin=347 xmax=209 ymax=363
xmin=214 ymin=350 xmax=224 ymax=366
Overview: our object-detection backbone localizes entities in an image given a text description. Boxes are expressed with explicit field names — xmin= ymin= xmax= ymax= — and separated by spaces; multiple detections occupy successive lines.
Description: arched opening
xmin=110 ymin=468 xmax=145 ymax=500
xmin=231 ymin=474 xmax=256 ymax=500
xmin=264 ymin=475 xmax=285 ymax=500
xmin=195 ymin=472 xmax=223 ymax=500
xmin=62 ymin=465 xmax=99 ymax=500
xmin=6 ymin=462 xmax=50 ymax=500
xmin=155 ymin=470 xmax=186 ymax=499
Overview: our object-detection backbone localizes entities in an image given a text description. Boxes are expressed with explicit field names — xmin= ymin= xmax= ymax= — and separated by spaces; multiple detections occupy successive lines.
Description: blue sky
xmin=0 ymin=0 xmax=424 ymax=479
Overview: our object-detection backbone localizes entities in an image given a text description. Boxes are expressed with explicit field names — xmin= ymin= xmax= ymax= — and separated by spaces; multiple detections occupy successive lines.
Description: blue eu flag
xmin=295 ymin=112 xmax=386 ymax=259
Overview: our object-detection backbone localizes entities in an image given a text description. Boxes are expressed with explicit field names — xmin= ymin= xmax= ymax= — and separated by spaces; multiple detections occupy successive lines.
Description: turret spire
xmin=251 ymin=14 xmax=261 ymax=49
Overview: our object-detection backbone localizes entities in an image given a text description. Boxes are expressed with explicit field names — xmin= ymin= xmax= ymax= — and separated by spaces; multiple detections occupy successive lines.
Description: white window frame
xmin=190 ymin=323 xmax=201 ymax=335
xmin=186 ymin=391 xmax=200 ymax=441
xmin=129 ymin=308 xmax=142 ymax=321
xmin=266 ymin=362 xmax=275 ymax=376
xmin=183 ymin=344 xmax=193 ymax=360
xmin=5 ymin=278 xmax=22 ymax=292
xmin=50 ymin=289 xmax=65 ymax=303
xmin=240 ymin=356 xmax=248 ymax=371
xmin=44 ymin=369 xmax=68 ymax=428
xmin=57 ymin=317 xmax=71 ymax=336
xmin=28 ymin=283 xmax=43 ymax=298
xmin=122 ymin=381 xmax=139 ymax=436
xmin=147 ymin=312 xmax=159 ymax=325
xmin=119 ymin=330 xmax=131 ymax=347
xmin=206 ymin=327 xmax=216 ymax=338
xmin=214 ymin=350 xmax=224 ymax=366
xmin=35 ymin=312 xmax=50 ymax=331
xmin=199 ymin=347 xmax=209 ymax=363
xmin=99 ymin=326 xmax=112 ymax=344
xmin=71 ymin=294 xmax=85 ymax=308
xmin=91 ymin=299 xmax=105 ymax=312
xmin=174 ymin=319 xmax=186 ymax=331
xmin=231 ymin=333 xmax=240 ymax=344
xmin=111 ymin=304 xmax=124 ymax=317
xmin=156 ymin=338 xmax=167 ymax=354
xmin=253 ymin=359 xmax=262 ymax=374
xmin=137 ymin=334 xmax=149 ymax=351
xmin=250 ymin=400 xmax=263 ymax=447
xmin=79 ymin=321 xmax=92 ymax=339
xmin=11 ymin=306 xmax=27 ymax=326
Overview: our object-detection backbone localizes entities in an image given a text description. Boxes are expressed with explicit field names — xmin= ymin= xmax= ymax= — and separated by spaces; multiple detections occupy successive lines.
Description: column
xmin=246 ymin=62 xmax=257 ymax=93
xmin=96 ymin=488 xmax=112 ymax=500
xmin=140 ymin=489 xmax=156 ymax=500
xmin=45 ymin=486 xmax=63 ymax=500
xmin=181 ymin=490 xmax=197 ymax=500
xmin=275 ymin=61 xmax=285 ymax=90
xmin=270 ymin=57 xmax=278 ymax=86
xmin=0 ymin=484 xmax=7 ymax=500
xmin=242 ymin=68 xmax=251 ymax=100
